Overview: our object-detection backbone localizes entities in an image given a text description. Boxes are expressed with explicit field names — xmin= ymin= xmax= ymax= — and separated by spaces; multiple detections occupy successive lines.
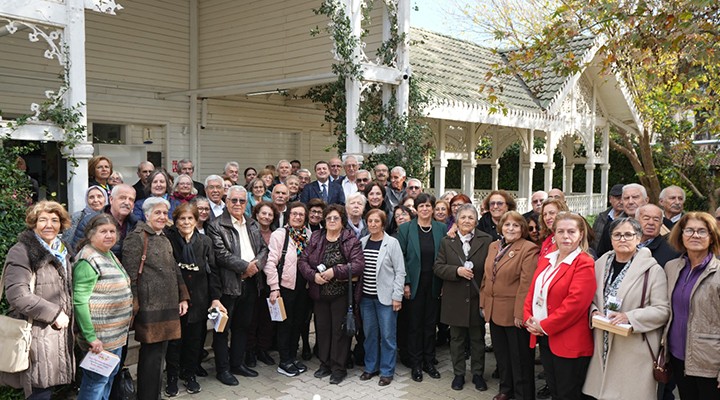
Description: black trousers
xmin=277 ymin=285 xmax=309 ymax=363
xmin=538 ymin=336 xmax=590 ymax=400
xmin=166 ymin=316 xmax=206 ymax=378
xmin=314 ymin=294 xmax=350 ymax=373
xmin=397 ymin=297 xmax=411 ymax=363
xmin=491 ymin=321 xmax=535 ymax=400
xmin=212 ymin=283 xmax=257 ymax=373
xmin=407 ymin=270 xmax=438 ymax=368
xmin=670 ymin=355 xmax=720 ymax=400
xmin=247 ymin=287 xmax=274 ymax=355
xmin=137 ymin=341 xmax=167 ymax=400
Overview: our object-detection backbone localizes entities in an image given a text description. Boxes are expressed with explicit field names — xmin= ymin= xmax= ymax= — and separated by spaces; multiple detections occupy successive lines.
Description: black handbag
xmin=109 ymin=367 xmax=136 ymax=400
xmin=340 ymin=264 xmax=356 ymax=337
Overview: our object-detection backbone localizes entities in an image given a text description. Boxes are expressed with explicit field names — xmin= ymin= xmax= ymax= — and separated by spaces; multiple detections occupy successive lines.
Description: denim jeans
xmin=360 ymin=297 xmax=398 ymax=377
xmin=77 ymin=346 xmax=123 ymax=400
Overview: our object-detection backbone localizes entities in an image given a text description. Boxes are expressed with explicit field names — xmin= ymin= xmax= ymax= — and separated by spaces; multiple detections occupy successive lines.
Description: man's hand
xmin=245 ymin=260 xmax=259 ymax=277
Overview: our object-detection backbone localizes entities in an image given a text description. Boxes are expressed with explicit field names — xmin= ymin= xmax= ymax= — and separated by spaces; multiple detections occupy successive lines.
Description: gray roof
xmin=410 ymin=28 xmax=596 ymax=112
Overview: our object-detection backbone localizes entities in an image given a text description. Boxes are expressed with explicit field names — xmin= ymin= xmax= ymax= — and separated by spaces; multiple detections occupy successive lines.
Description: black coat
xmin=645 ymin=235 xmax=680 ymax=268
xmin=477 ymin=212 xmax=501 ymax=241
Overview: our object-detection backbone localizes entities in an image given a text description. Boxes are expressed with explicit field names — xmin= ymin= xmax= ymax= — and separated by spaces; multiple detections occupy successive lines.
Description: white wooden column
xmin=433 ymin=122 xmax=447 ymax=196
xmin=491 ymin=162 xmax=499 ymax=191
xmin=600 ymin=125 xmax=611 ymax=201
xmin=395 ymin=0 xmax=410 ymax=116
xmin=344 ymin=0 xmax=363 ymax=156
xmin=563 ymin=159 xmax=574 ymax=193
xmin=585 ymin=164 xmax=595 ymax=195
xmin=461 ymin=158 xmax=477 ymax=198
xmin=544 ymin=162 xmax=555 ymax=191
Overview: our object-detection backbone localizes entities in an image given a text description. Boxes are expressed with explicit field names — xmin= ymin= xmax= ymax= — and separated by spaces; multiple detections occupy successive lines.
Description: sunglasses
xmin=408 ymin=186 xmax=421 ymax=190
xmin=528 ymin=226 xmax=537 ymax=232
xmin=228 ymin=198 xmax=247 ymax=204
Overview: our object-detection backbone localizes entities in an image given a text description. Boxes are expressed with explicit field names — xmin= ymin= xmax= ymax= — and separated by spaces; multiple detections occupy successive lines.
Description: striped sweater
xmin=73 ymin=246 xmax=133 ymax=351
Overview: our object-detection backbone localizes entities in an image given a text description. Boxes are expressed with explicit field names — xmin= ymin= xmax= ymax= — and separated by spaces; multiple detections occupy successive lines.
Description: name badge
xmin=464 ymin=261 xmax=474 ymax=270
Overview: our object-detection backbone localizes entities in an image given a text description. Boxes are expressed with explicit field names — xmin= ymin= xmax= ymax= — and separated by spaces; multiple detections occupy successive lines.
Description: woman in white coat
xmin=583 ymin=217 xmax=670 ymax=400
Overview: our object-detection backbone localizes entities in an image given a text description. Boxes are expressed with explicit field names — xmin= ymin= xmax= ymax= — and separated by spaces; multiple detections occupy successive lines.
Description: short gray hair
xmin=659 ymin=185 xmax=685 ymax=201
xmin=205 ymin=174 xmax=223 ymax=188
xmin=608 ymin=217 xmax=643 ymax=238
xmin=142 ymin=196 xmax=170 ymax=218
xmin=456 ymin=204 xmax=478 ymax=220
xmin=224 ymin=161 xmax=239 ymax=171
xmin=345 ymin=192 xmax=367 ymax=207
xmin=297 ymin=168 xmax=311 ymax=176
xmin=276 ymin=159 xmax=291 ymax=169
xmin=390 ymin=166 xmax=406 ymax=177
xmin=407 ymin=178 xmax=422 ymax=187
xmin=177 ymin=159 xmax=193 ymax=170
xmin=173 ymin=174 xmax=198 ymax=195
xmin=227 ymin=185 xmax=247 ymax=197
xmin=622 ymin=183 xmax=647 ymax=199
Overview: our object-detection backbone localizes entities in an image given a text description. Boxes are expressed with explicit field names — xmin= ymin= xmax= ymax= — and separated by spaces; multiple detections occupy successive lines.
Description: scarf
xmin=35 ymin=233 xmax=68 ymax=271
xmin=172 ymin=191 xmax=197 ymax=203
xmin=168 ymin=227 xmax=199 ymax=271
xmin=286 ymin=226 xmax=308 ymax=256
xmin=490 ymin=238 xmax=513 ymax=283
xmin=600 ymin=251 xmax=635 ymax=364
xmin=347 ymin=218 xmax=365 ymax=239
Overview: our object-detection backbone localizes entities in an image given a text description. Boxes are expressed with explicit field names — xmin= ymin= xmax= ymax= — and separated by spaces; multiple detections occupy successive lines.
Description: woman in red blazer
xmin=524 ymin=212 xmax=596 ymax=400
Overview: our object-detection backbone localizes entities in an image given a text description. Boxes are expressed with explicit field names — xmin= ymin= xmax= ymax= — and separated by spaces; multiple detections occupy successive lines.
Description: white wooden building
xmin=0 ymin=0 xmax=641 ymax=214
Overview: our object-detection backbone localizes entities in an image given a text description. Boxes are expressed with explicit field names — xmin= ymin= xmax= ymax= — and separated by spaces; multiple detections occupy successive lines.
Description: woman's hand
xmin=514 ymin=318 xmax=524 ymax=328
xmin=269 ymin=290 xmax=280 ymax=304
xmin=179 ymin=301 xmax=188 ymax=316
xmin=591 ymin=310 xmax=602 ymax=318
xmin=403 ymin=285 xmax=411 ymax=299
xmin=457 ymin=267 xmax=474 ymax=280
xmin=210 ymin=299 xmax=227 ymax=314
xmin=447 ymin=224 xmax=458 ymax=238
xmin=392 ymin=300 xmax=402 ymax=312
xmin=525 ymin=317 xmax=544 ymax=336
xmin=607 ymin=311 xmax=629 ymax=325
xmin=320 ymin=267 xmax=335 ymax=281
xmin=53 ymin=311 xmax=70 ymax=329
xmin=314 ymin=273 xmax=328 ymax=285
xmin=88 ymin=339 xmax=104 ymax=354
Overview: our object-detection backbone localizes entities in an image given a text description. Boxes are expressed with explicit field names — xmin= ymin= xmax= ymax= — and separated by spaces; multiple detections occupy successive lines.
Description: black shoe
xmin=485 ymin=344 xmax=494 ymax=352
xmin=432 ymin=357 xmax=439 ymax=365
xmin=472 ymin=374 xmax=488 ymax=391
xmin=423 ymin=364 xmax=441 ymax=379
xmin=245 ymin=351 xmax=257 ymax=368
xmin=277 ymin=361 xmax=300 ymax=377
xmin=359 ymin=371 xmax=379 ymax=381
xmin=301 ymin=346 xmax=312 ymax=361
xmin=411 ymin=367 xmax=423 ymax=382
xmin=451 ymin=375 xmax=465 ymax=390
xmin=491 ymin=368 xmax=500 ymax=379
xmin=314 ymin=365 xmax=332 ymax=379
xmin=293 ymin=360 xmax=307 ymax=374
xmin=537 ymin=371 xmax=545 ymax=380
xmin=195 ymin=365 xmax=208 ymax=377
xmin=231 ymin=364 xmax=259 ymax=377
xmin=184 ymin=376 xmax=201 ymax=394
xmin=329 ymin=370 xmax=347 ymax=384
xmin=216 ymin=371 xmax=238 ymax=386
xmin=165 ymin=375 xmax=179 ymax=397
xmin=537 ymin=384 xmax=551 ymax=399
xmin=345 ymin=356 xmax=354 ymax=370
xmin=257 ymin=350 xmax=275 ymax=366
xmin=201 ymin=349 xmax=210 ymax=361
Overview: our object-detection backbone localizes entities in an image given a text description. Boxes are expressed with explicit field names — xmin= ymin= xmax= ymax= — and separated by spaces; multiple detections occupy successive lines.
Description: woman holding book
xmin=583 ymin=217 xmax=669 ymax=399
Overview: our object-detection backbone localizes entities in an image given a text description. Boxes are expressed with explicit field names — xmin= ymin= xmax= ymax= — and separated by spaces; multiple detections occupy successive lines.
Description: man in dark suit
xmin=637 ymin=204 xmax=680 ymax=267
xmin=299 ymin=161 xmax=345 ymax=205
xmin=178 ymin=159 xmax=206 ymax=195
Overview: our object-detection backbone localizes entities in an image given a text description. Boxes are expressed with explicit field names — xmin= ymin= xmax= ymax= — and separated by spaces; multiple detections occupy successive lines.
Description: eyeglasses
xmin=528 ymin=226 xmax=537 ymax=232
xmin=310 ymin=210 xmax=323 ymax=215
xmin=357 ymin=178 xmax=370 ymax=182
xmin=489 ymin=201 xmax=506 ymax=207
xmin=330 ymin=164 xmax=342 ymax=168
xmin=325 ymin=215 xmax=341 ymax=222
xmin=196 ymin=207 xmax=210 ymax=212
xmin=206 ymin=185 xmax=222 ymax=190
xmin=682 ymin=228 xmax=709 ymax=238
xmin=290 ymin=212 xmax=305 ymax=218
xmin=408 ymin=186 xmax=421 ymax=190
xmin=611 ymin=232 xmax=637 ymax=241
xmin=532 ymin=198 xmax=546 ymax=204
xmin=228 ymin=198 xmax=247 ymax=204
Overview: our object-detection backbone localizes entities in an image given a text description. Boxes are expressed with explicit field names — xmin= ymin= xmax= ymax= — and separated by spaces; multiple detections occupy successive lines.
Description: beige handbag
xmin=0 ymin=267 xmax=36 ymax=373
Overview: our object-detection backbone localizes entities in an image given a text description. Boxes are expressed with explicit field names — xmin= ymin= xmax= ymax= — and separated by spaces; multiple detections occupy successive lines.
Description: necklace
xmin=419 ymin=224 xmax=432 ymax=233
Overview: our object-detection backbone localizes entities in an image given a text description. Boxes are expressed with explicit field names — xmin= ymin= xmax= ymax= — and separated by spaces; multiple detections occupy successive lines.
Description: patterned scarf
xmin=35 ymin=233 xmax=68 ymax=272
xmin=600 ymin=251 xmax=634 ymax=364
xmin=287 ymin=226 xmax=308 ymax=256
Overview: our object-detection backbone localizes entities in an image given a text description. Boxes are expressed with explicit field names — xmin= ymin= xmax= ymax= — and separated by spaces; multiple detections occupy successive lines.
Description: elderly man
xmin=296 ymin=168 xmax=312 ymax=191
xmin=636 ymin=204 xmax=680 ymax=268
xmin=547 ymin=188 xmax=566 ymax=204
xmin=659 ymin=185 xmax=685 ymax=231
xmin=341 ymin=155 xmax=359 ymax=199
xmin=299 ymin=161 xmax=345 ymax=205
xmin=386 ymin=166 xmax=407 ymax=209
xmin=406 ymin=178 xmax=423 ymax=199
xmin=206 ymin=186 xmax=268 ymax=385
xmin=275 ymin=160 xmax=293 ymax=185
xmin=205 ymin=175 xmax=226 ymax=218
xmin=177 ymin=158 xmax=205 ymax=195
xmin=72 ymin=184 xmax=138 ymax=260
xmin=373 ymin=163 xmax=390 ymax=187
xmin=328 ymin=157 xmax=343 ymax=183
xmin=356 ymin=169 xmax=371 ymax=192
xmin=290 ymin=159 xmax=301 ymax=174
xmin=591 ymin=184 xmax=624 ymax=249
xmin=224 ymin=161 xmax=240 ymax=185
xmin=132 ymin=161 xmax=154 ymax=201
xmin=523 ymin=190 xmax=547 ymax=219
xmin=596 ymin=183 xmax=649 ymax=256
xmin=271 ymin=183 xmax=290 ymax=228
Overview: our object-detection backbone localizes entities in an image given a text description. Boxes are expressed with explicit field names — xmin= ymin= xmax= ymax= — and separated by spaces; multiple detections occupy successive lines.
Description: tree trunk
xmin=609 ymin=127 xmax=661 ymax=203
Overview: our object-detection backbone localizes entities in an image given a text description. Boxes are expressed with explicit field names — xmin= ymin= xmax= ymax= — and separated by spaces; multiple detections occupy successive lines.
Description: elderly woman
xmin=478 ymin=190 xmax=517 ymax=241
xmin=664 ymin=212 xmax=720 ymax=399
xmin=538 ymin=198 xmax=570 ymax=257
xmin=480 ymin=211 xmax=539 ymax=400
xmin=258 ymin=168 xmax=275 ymax=191
xmin=582 ymin=217 xmax=670 ymax=400
xmin=108 ymin=171 xmax=123 ymax=186
xmin=264 ymin=202 xmax=312 ymax=377
xmin=433 ymin=200 xmax=450 ymax=225
xmin=346 ymin=192 xmax=368 ymax=239
xmin=132 ymin=169 xmax=180 ymax=222
xmin=123 ymin=197 xmax=189 ymax=400
xmin=397 ymin=193 xmax=448 ymax=382
xmin=524 ymin=212 xmax=596 ymax=400
xmin=73 ymin=214 xmax=133 ymax=400
xmin=286 ymin=175 xmax=301 ymax=202
xmin=307 ymin=198 xmax=326 ymax=232
xmin=192 ymin=197 xmax=211 ymax=235
xmin=0 ymin=201 xmax=74 ymax=399
xmin=245 ymin=178 xmax=272 ymax=218
xmin=65 ymin=185 xmax=108 ymax=244
xmin=441 ymin=190 xmax=458 ymax=203
xmin=359 ymin=209 xmax=406 ymax=386
xmin=88 ymin=155 xmax=113 ymax=195
xmin=164 ymin=202 xmax=225 ymax=396
xmin=433 ymin=204 xmax=493 ymax=391
xmin=298 ymin=204 xmax=365 ymax=385
xmin=171 ymin=174 xmax=198 ymax=204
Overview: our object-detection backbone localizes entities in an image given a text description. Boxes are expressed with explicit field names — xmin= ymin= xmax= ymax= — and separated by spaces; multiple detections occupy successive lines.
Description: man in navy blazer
xmin=299 ymin=160 xmax=345 ymax=205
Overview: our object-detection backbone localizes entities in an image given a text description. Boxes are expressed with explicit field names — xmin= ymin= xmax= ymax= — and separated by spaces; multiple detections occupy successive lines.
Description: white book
xmin=80 ymin=350 xmax=121 ymax=377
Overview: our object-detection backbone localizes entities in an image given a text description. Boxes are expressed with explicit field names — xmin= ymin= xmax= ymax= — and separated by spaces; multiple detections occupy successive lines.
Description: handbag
xmin=340 ymin=264 xmax=356 ymax=337
xmin=0 ymin=268 xmax=36 ymax=373
xmin=639 ymin=269 xmax=672 ymax=383
xmin=109 ymin=367 xmax=136 ymax=400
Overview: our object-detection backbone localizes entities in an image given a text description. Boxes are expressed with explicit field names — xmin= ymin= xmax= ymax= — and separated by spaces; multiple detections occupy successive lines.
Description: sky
xmin=410 ymin=0 xmax=485 ymax=43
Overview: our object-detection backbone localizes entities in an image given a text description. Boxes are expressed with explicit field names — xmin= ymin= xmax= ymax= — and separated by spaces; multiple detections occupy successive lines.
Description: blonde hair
xmin=25 ymin=201 xmax=71 ymax=231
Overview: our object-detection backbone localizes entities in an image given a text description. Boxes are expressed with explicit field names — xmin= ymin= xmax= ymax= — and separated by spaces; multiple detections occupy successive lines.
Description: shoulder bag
xmin=639 ymin=269 xmax=672 ymax=383
xmin=0 ymin=267 xmax=36 ymax=372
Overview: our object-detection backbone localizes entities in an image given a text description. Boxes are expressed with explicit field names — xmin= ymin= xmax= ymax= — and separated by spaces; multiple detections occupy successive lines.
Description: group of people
xmin=1 ymin=153 xmax=719 ymax=400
